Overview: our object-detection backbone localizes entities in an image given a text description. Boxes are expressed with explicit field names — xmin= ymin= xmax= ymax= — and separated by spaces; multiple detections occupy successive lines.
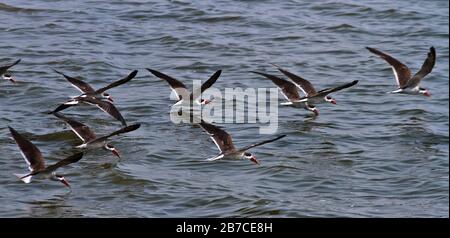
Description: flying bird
xmin=50 ymin=96 xmax=128 ymax=126
xmin=53 ymin=69 xmax=138 ymax=102
xmin=366 ymin=46 xmax=436 ymax=96
xmin=271 ymin=64 xmax=358 ymax=106
xmin=198 ymin=120 xmax=286 ymax=165
xmin=147 ymin=68 xmax=222 ymax=122
xmin=147 ymin=68 xmax=221 ymax=106
xmin=53 ymin=112 xmax=140 ymax=158
xmin=252 ymin=68 xmax=358 ymax=116
xmin=9 ymin=126 xmax=83 ymax=188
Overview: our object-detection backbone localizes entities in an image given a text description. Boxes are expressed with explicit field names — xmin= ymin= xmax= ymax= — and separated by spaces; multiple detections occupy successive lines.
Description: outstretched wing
xmin=366 ymin=47 xmax=411 ymax=88
xmin=252 ymin=71 xmax=301 ymax=101
xmin=404 ymin=46 xmax=436 ymax=89
xmin=52 ymin=112 xmax=97 ymax=142
xmin=92 ymin=124 xmax=141 ymax=143
xmin=147 ymin=68 xmax=189 ymax=101
xmin=239 ymin=135 xmax=286 ymax=152
xmin=272 ymin=64 xmax=317 ymax=96
xmin=190 ymin=70 xmax=222 ymax=100
xmin=314 ymin=80 xmax=359 ymax=97
xmin=79 ymin=97 xmax=127 ymax=126
xmin=199 ymin=121 xmax=236 ymax=153
xmin=8 ymin=126 xmax=45 ymax=172
xmin=53 ymin=69 xmax=96 ymax=94
xmin=45 ymin=152 xmax=84 ymax=172
xmin=95 ymin=70 xmax=138 ymax=94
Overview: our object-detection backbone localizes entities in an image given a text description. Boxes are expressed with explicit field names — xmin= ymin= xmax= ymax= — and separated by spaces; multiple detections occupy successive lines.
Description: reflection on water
xmin=24 ymin=192 xmax=82 ymax=218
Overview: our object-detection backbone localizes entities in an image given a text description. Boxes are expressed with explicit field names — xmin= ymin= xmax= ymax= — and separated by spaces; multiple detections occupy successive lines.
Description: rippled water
xmin=0 ymin=0 xmax=448 ymax=217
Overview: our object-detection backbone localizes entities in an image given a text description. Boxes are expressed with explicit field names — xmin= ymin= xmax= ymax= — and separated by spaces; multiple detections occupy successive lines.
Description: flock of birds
xmin=1 ymin=46 xmax=436 ymax=189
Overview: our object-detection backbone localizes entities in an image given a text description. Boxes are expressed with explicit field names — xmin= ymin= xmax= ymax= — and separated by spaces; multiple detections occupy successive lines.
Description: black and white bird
xmin=252 ymin=69 xmax=358 ymax=116
xmin=366 ymin=46 xmax=436 ymax=97
xmin=252 ymin=71 xmax=318 ymax=115
xmin=53 ymin=69 xmax=138 ymax=102
xmin=1 ymin=59 xmax=21 ymax=84
xmin=9 ymin=126 xmax=84 ymax=188
xmin=53 ymin=112 xmax=140 ymax=158
xmin=50 ymin=96 xmax=128 ymax=126
xmin=48 ymin=69 xmax=137 ymax=125
xmin=147 ymin=68 xmax=221 ymax=107
xmin=272 ymin=64 xmax=358 ymax=105
xmin=198 ymin=121 xmax=286 ymax=165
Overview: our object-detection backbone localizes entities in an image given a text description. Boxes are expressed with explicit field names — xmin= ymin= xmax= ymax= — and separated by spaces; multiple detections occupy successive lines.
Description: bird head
xmin=243 ymin=152 xmax=259 ymax=165
xmin=105 ymin=143 xmax=120 ymax=158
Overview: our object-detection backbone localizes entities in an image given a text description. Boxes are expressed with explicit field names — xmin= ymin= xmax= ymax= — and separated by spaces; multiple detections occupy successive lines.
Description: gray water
xmin=0 ymin=0 xmax=448 ymax=217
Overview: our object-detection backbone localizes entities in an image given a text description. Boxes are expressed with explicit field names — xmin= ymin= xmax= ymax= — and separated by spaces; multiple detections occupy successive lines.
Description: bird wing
xmin=404 ymin=47 xmax=436 ymax=89
xmin=314 ymin=80 xmax=359 ymax=97
xmin=95 ymin=70 xmax=138 ymax=94
xmin=8 ymin=126 xmax=46 ymax=172
xmin=45 ymin=152 xmax=84 ymax=172
xmin=199 ymin=121 xmax=236 ymax=153
xmin=272 ymin=65 xmax=317 ymax=96
xmin=49 ymin=100 xmax=78 ymax=114
xmin=190 ymin=70 xmax=222 ymax=100
xmin=53 ymin=69 xmax=96 ymax=94
xmin=92 ymin=124 xmax=141 ymax=143
xmin=52 ymin=112 xmax=97 ymax=142
xmin=239 ymin=135 xmax=286 ymax=152
xmin=366 ymin=47 xmax=412 ymax=88
xmin=252 ymin=71 xmax=301 ymax=101
xmin=79 ymin=97 xmax=127 ymax=126
xmin=0 ymin=59 xmax=21 ymax=74
xmin=147 ymin=68 xmax=189 ymax=101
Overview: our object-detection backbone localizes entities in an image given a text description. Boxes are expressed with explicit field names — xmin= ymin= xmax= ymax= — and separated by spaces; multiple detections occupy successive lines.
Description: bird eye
xmin=244 ymin=152 xmax=251 ymax=157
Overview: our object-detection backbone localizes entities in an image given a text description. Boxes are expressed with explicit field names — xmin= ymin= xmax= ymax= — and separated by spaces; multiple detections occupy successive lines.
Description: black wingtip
xmin=365 ymin=46 xmax=378 ymax=53
xmin=146 ymin=68 xmax=158 ymax=75
xmin=12 ymin=59 xmax=21 ymax=66
xmin=430 ymin=46 xmax=436 ymax=54
xmin=52 ymin=68 xmax=65 ymax=76
xmin=129 ymin=70 xmax=138 ymax=78
xmin=74 ymin=151 xmax=84 ymax=159
xmin=146 ymin=68 xmax=166 ymax=79
xmin=8 ymin=126 xmax=18 ymax=135
xmin=251 ymin=71 xmax=266 ymax=76
xmin=122 ymin=123 xmax=141 ymax=132
xmin=129 ymin=123 xmax=141 ymax=130
xmin=269 ymin=63 xmax=281 ymax=68
xmin=212 ymin=69 xmax=222 ymax=78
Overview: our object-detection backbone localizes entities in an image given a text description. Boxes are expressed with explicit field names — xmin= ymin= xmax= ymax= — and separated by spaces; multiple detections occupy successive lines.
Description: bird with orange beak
xmin=366 ymin=46 xmax=435 ymax=97
xmin=9 ymin=126 xmax=83 ymax=188
xmin=52 ymin=112 xmax=140 ymax=159
xmin=198 ymin=120 xmax=286 ymax=165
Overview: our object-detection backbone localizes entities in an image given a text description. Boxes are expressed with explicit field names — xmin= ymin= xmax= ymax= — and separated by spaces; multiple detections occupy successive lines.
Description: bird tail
xmin=14 ymin=173 xmax=32 ymax=184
